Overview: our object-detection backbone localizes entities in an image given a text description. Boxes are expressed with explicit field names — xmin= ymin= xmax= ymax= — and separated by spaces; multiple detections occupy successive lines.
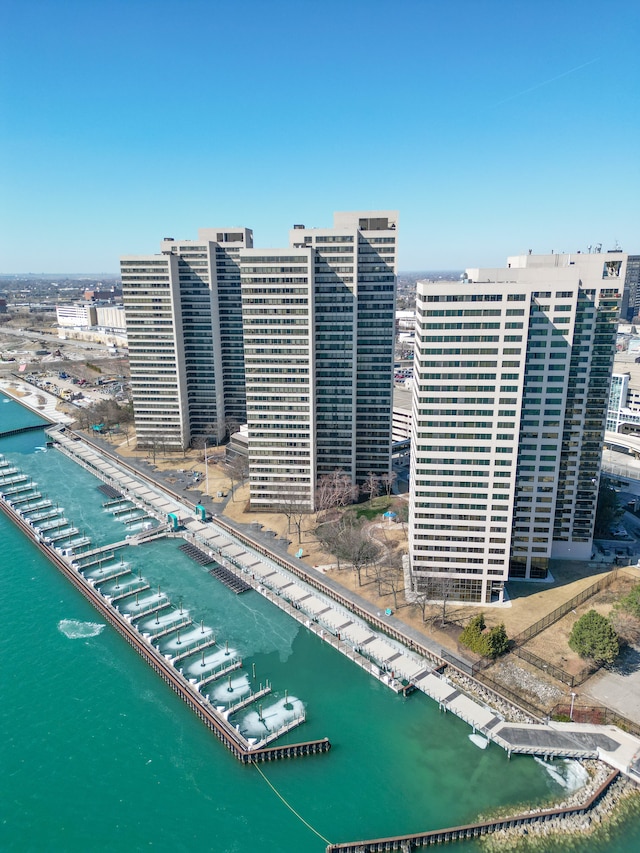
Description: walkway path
xmin=0 ymin=378 xmax=75 ymax=425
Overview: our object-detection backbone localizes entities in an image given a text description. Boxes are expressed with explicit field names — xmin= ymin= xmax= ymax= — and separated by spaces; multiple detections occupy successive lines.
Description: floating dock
xmin=0 ymin=494 xmax=331 ymax=765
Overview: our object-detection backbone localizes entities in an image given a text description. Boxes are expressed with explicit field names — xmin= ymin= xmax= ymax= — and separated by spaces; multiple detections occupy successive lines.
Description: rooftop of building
xmin=393 ymin=387 xmax=412 ymax=411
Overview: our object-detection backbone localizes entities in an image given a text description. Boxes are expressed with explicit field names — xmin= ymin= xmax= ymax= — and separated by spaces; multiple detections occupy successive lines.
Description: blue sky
xmin=1 ymin=0 xmax=639 ymax=273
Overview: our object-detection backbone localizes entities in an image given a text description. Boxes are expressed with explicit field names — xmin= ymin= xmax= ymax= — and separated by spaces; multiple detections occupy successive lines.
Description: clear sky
xmin=1 ymin=0 xmax=639 ymax=273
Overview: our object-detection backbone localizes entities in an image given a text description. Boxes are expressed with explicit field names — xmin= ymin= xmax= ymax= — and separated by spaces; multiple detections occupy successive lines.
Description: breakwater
xmin=326 ymin=769 xmax=636 ymax=852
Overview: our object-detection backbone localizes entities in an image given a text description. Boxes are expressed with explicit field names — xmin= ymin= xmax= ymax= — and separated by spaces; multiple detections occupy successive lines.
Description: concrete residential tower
xmin=409 ymin=252 xmax=623 ymax=605
xmin=121 ymin=228 xmax=252 ymax=450
xmin=241 ymin=211 xmax=398 ymax=511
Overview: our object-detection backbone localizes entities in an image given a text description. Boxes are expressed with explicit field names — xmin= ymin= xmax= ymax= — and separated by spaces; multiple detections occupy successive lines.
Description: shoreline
xmin=3 ymin=394 xmax=640 ymax=849
xmin=479 ymin=761 xmax=640 ymax=850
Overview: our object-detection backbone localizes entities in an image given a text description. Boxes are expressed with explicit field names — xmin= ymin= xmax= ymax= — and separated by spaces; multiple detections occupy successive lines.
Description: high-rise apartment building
xmin=241 ymin=211 xmax=398 ymax=511
xmin=239 ymin=247 xmax=316 ymax=510
xmin=121 ymin=228 xmax=252 ymax=450
xmin=409 ymin=252 xmax=623 ymax=605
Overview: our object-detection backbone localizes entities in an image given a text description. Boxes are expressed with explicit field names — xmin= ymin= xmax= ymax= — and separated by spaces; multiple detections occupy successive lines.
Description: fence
xmin=551 ymin=703 xmax=640 ymax=738
xmin=513 ymin=646 xmax=596 ymax=688
xmin=513 ymin=569 xmax=619 ymax=645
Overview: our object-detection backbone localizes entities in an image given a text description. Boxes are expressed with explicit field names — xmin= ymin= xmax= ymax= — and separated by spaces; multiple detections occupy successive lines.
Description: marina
xmin=4 ymin=427 xmax=640 ymax=774
xmin=0 ymin=448 xmax=330 ymax=763
xmin=2 ymin=394 xmax=640 ymax=852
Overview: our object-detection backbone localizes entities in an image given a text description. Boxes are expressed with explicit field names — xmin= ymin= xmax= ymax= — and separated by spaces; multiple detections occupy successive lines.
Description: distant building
xmin=606 ymin=354 xmax=640 ymax=434
xmin=56 ymin=304 xmax=97 ymax=327
xmin=392 ymin=387 xmax=412 ymax=442
xmin=622 ymin=255 xmax=640 ymax=320
xmin=84 ymin=287 xmax=122 ymax=302
xmin=409 ymin=252 xmax=623 ymax=604
xmin=94 ymin=304 xmax=126 ymax=331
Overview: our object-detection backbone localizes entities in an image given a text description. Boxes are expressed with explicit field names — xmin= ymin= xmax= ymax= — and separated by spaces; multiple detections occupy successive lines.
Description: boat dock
xmin=0 ymin=493 xmax=331 ymax=765
xmin=108 ymin=582 xmax=151 ymax=603
xmin=26 ymin=431 xmax=640 ymax=777
xmin=197 ymin=659 xmax=243 ymax=688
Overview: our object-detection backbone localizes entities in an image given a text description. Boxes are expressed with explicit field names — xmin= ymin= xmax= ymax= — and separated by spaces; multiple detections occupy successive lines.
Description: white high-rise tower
xmin=409 ymin=252 xmax=623 ymax=604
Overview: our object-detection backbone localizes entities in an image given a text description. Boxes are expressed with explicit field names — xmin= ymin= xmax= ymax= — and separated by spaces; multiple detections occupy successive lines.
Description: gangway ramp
xmin=88 ymin=565 xmax=132 ymax=585
xmin=207 ymin=563 xmax=252 ymax=594
xmin=173 ymin=637 xmax=218 ymax=664
xmin=26 ymin=507 xmax=60 ymax=523
xmin=21 ymin=500 xmax=54 ymax=517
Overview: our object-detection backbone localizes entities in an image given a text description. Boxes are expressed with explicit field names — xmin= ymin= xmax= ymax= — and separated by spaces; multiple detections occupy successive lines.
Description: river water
xmin=1 ymin=392 xmax=639 ymax=852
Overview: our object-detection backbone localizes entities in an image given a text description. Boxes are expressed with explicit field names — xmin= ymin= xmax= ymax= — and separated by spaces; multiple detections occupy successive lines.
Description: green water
xmin=2 ymin=395 xmax=640 ymax=852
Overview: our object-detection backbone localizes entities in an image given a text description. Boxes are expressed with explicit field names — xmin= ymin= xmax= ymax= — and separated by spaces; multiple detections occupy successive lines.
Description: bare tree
xmin=396 ymin=502 xmax=409 ymax=531
xmin=340 ymin=519 xmax=381 ymax=586
xmin=610 ymin=609 xmax=640 ymax=645
xmin=224 ymin=454 xmax=248 ymax=502
xmin=315 ymin=469 xmax=357 ymax=520
xmin=412 ymin=590 xmax=431 ymax=623
xmin=273 ymin=488 xmax=309 ymax=544
xmin=362 ymin=471 xmax=380 ymax=505
xmin=381 ymin=550 xmax=405 ymax=609
xmin=417 ymin=574 xmax=457 ymax=627
xmin=380 ymin=471 xmax=397 ymax=497
xmin=121 ymin=422 xmax=131 ymax=446
xmin=315 ymin=519 xmax=347 ymax=570
xmin=369 ymin=547 xmax=405 ymax=607
xmin=225 ymin=417 xmax=241 ymax=438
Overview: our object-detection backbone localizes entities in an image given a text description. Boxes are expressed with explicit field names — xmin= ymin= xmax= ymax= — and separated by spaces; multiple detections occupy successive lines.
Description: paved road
xmin=584 ymin=644 xmax=640 ymax=725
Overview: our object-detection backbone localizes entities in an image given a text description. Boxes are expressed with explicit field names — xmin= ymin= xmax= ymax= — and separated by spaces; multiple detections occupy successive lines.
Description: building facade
xmin=409 ymin=252 xmax=623 ymax=605
xmin=241 ymin=211 xmax=398 ymax=511
xmin=622 ymin=255 xmax=640 ymax=320
xmin=240 ymin=247 xmax=316 ymax=511
xmin=121 ymin=228 xmax=252 ymax=450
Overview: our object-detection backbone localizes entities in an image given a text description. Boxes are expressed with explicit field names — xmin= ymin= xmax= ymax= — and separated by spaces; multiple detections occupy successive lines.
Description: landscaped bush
xmin=568 ymin=609 xmax=619 ymax=665
xmin=459 ymin=613 xmax=509 ymax=659
xmin=617 ymin=583 xmax=640 ymax=620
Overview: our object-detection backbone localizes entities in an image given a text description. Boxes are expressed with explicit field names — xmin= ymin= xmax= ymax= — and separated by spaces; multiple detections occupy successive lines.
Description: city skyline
xmin=2 ymin=0 xmax=639 ymax=273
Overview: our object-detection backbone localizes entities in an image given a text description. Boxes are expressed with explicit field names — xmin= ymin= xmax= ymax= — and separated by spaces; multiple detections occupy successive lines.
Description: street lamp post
xmin=570 ymin=691 xmax=577 ymax=721
xmin=204 ymin=441 xmax=209 ymax=496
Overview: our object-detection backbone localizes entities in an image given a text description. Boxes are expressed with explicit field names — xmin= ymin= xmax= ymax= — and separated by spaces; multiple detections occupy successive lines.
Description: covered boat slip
xmin=49 ymin=430 xmax=433 ymax=696
xmin=53 ymin=431 xmax=185 ymax=523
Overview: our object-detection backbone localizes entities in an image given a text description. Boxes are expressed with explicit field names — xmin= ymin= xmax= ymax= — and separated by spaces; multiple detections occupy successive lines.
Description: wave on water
xmin=58 ymin=619 xmax=105 ymax=639
xmin=534 ymin=757 xmax=590 ymax=791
